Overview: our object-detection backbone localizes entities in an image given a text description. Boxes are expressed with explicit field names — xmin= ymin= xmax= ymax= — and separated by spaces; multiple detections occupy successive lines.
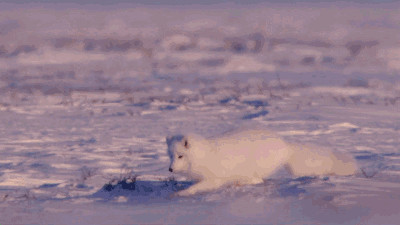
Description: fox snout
xmin=169 ymin=167 xmax=173 ymax=172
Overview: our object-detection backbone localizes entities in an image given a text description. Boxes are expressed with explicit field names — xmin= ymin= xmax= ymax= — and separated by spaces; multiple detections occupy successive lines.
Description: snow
xmin=1 ymin=1 xmax=400 ymax=224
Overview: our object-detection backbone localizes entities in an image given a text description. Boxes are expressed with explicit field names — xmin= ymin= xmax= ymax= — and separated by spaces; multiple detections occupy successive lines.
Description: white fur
xmin=166 ymin=129 xmax=357 ymax=196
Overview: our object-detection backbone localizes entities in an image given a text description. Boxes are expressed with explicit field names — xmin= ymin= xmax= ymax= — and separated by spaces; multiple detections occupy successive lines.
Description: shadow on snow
xmin=90 ymin=176 xmax=321 ymax=202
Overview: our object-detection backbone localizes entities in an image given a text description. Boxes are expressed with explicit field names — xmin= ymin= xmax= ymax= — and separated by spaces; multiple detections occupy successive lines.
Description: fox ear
xmin=183 ymin=137 xmax=189 ymax=149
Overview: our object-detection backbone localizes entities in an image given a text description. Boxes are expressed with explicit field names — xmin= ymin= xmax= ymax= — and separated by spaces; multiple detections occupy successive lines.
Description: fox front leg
xmin=174 ymin=180 xmax=224 ymax=197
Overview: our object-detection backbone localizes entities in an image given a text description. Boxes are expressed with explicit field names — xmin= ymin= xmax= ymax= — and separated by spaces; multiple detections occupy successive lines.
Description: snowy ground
xmin=1 ymin=2 xmax=400 ymax=224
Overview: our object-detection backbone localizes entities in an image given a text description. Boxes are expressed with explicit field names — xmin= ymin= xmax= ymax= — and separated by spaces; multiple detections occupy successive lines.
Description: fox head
xmin=166 ymin=135 xmax=190 ymax=174
xmin=166 ymin=134 xmax=208 ymax=179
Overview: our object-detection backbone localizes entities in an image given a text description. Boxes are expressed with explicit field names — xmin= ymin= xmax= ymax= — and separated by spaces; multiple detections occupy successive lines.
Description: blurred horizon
xmin=0 ymin=0 xmax=399 ymax=95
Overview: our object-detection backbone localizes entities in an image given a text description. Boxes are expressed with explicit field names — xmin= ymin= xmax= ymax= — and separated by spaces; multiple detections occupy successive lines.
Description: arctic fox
xmin=166 ymin=129 xmax=357 ymax=196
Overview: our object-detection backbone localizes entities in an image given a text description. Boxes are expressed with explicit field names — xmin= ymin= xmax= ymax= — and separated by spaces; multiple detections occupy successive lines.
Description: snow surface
xmin=0 ymin=2 xmax=400 ymax=224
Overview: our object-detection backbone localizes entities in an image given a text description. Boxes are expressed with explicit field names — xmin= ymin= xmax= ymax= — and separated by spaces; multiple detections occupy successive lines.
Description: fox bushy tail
xmin=286 ymin=144 xmax=357 ymax=177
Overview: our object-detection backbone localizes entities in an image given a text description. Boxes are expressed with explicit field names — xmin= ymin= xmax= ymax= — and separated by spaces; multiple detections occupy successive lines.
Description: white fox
xmin=166 ymin=129 xmax=357 ymax=196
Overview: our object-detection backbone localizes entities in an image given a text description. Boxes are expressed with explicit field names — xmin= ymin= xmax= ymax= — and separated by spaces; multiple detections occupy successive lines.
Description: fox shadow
xmin=269 ymin=176 xmax=321 ymax=198
xmin=91 ymin=176 xmax=320 ymax=202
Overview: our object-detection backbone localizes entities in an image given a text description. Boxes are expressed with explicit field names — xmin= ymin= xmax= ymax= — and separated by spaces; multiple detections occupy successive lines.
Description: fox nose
xmin=169 ymin=168 xmax=173 ymax=172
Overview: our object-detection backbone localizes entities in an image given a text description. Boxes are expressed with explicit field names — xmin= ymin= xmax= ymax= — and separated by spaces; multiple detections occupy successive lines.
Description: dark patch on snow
xmin=0 ymin=44 xmax=37 ymax=58
xmin=355 ymin=152 xmax=382 ymax=161
xmin=243 ymin=100 xmax=269 ymax=108
xmin=301 ymin=56 xmax=316 ymax=66
xmin=345 ymin=40 xmax=378 ymax=57
xmin=83 ymin=38 xmax=143 ymax=52
xmin=346 ymin=77 xmax=369 ymax=88
xmin=76 ymin=183 xmax=90 ymax=189
xmin=129 ymin=102 xmax=150 ymax=107
xmin=321 ymin=56 xmax=335 ymax=64
xmin=39 ymin=183 xmax=59 ymax=189
xmin=292 ymin=176 xmax=317 ymax=184
xmin=23 ymin=151 xmax=55 ymax=158
xmin=30 ymin=163 xmax=50 ymax=169
xmin=9 ymin=45 xmax=37 ymax=57
xmin=0 ymin=162 xmax=13 ymax=169
xmin=220 ymin=97 xmax=237 ymax=104
xmin=159 ymin=105 xmax=177 ymax=111
xmin=306 ymin=115 xmax=320 ymax=121
xmin=199 ymin=58 xmax=225 ymax=67
xmin=102 ymin=179 xmax=137 ymax=192
xmin=294 ymin=39 xmax=332 ymax=48
xmin=153 ymin=74 xmax=175 ymax=81
xmin=112 ymin=112 xmax=126 ymax=117
xmin=78 ymin=137 xmax=97 ymax=146
xmin=225 ymin=38 xmax=247 ymax=53
xmin=382 ymin=152 xmax=400 ymax=157
xmin=349 ymin=128 xmax=360 ymax=133
xmin=242 ymin=110 xmax=269 ymax=120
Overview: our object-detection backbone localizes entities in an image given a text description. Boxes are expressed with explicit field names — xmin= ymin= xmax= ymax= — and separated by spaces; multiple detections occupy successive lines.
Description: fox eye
xmin=178 ymin=155 xmax=183 ymax=159
xmin=184 ymin=140 xmax=189 ymax=148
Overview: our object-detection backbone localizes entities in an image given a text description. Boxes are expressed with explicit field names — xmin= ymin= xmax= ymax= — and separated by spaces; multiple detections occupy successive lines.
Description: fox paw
xmin=171 ymin=189 xmax=194 ymax=197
